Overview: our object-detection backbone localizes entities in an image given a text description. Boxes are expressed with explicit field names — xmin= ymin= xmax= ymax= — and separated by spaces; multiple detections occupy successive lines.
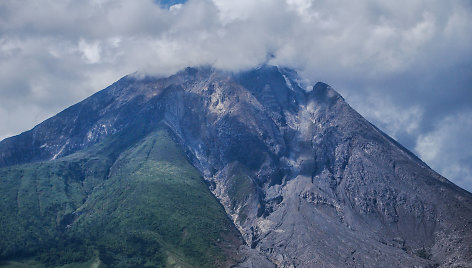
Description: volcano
xmin=0 ymin=65 xmax=470 ymax=267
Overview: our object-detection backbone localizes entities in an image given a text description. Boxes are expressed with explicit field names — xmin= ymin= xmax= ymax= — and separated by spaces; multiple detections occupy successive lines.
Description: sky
xmin=0 ymin=0 xmax=471 ymax=192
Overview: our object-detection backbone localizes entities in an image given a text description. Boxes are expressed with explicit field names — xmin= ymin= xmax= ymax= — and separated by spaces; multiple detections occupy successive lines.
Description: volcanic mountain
xmin=0 ymin=65 xmax=470 ymax=267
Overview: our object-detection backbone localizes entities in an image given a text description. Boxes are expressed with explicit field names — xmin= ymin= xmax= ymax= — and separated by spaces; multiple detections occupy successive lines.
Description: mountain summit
xmin=0 ymin=65 xmax=471 ymax=267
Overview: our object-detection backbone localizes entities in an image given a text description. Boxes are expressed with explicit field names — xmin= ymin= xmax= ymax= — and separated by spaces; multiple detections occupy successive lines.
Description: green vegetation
xmin=0 ymin=127 xmax=241 ymax=267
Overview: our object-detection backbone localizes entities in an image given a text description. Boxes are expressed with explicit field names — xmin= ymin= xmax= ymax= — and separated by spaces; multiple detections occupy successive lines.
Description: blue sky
xmin=0 ymin=0 xmax=471 ymax=192
xmin=158 ymin=0 xmax=187 ymax=8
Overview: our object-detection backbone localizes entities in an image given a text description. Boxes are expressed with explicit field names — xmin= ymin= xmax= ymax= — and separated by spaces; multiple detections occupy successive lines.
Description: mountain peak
xmin=307 ymin=81 xmax=344 ymax=103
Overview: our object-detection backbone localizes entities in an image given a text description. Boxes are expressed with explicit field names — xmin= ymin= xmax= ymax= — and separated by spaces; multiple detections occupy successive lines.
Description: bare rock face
xmin=1 ymin=65 xmax=471 ymax=267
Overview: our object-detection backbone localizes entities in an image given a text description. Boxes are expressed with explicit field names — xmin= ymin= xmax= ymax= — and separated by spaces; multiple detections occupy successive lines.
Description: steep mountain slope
xmin=0 ymin=65 xmax=471 ymax=267
xmin=0 ymin=124 xmax=253 ymax=267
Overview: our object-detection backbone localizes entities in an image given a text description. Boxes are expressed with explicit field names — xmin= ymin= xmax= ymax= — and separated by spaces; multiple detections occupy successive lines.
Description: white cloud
xmin=286 ymin=0 xmax=314 ymax=20
xmin=169 ymin=3 xmax=183 ymax=12
xmin=211 ymin=0 xmax=269 ymax=23
xmin=416 ymin=111 xmax=472 ymax=192
xmin=79 ymin=39 xmax=102 ymax=64
xmin=1 ymin=0 xmax=469 ymax=78
xmin=346 ymin=92 xmax=423 ymax=140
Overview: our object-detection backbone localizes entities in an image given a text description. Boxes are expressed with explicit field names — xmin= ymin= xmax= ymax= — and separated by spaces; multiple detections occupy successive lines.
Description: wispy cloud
xmin=415 ymin=111 xmax=472 ymax=191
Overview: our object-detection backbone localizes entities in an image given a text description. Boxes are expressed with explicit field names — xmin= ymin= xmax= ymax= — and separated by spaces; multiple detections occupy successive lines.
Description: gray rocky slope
xmin=1 ymin=65 xmax=471 ymax=267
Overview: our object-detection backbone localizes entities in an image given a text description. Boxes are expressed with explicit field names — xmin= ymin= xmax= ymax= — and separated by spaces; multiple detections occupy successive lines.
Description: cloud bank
xmin=0 ymin=0 xmax=471 ymax=191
